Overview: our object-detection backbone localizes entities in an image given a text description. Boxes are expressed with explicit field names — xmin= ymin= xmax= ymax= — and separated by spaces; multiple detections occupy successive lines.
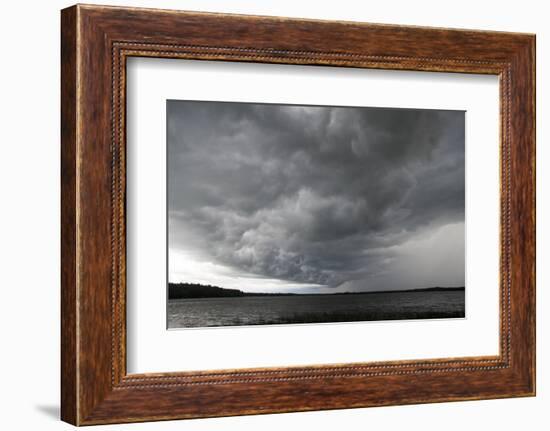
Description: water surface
xmin=168 ymin=290 xmax=465 ymax=329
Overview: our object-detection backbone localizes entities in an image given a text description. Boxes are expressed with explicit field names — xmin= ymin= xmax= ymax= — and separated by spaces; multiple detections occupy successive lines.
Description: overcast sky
xmin=167 ymin=100 xmax=465 ymax=293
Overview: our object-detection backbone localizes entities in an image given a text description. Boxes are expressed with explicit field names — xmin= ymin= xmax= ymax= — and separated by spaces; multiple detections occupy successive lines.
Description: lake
xmin=167 ymin=290 xmax=465 ymax=329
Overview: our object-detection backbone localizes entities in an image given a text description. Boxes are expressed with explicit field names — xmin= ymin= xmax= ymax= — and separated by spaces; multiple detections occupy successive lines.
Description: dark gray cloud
xmin=168 ymin=100 xmax=464 ymax=291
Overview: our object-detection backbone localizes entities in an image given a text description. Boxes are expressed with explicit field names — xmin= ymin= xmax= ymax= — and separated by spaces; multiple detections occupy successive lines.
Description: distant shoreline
xmin=168 ymin=282 xmax=465 ymax=300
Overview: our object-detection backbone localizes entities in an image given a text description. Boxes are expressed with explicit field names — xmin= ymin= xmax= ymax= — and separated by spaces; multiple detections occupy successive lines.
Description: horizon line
xmin=168 ymin=281 xmax=465 ymax=297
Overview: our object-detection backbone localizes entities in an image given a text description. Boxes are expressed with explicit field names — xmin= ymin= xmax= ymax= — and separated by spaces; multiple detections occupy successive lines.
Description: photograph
xmin=167 ymin=100 xmax=466 ymax=328
xmin=53 ymin=3 xmax=536 ymax=425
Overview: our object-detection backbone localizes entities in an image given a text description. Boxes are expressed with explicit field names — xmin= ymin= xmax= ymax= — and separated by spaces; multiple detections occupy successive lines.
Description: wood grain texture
xmin=60 ymin=4 xmax=535 ymax=425
xmin=60 ymin=5 xmax=78 ymax=425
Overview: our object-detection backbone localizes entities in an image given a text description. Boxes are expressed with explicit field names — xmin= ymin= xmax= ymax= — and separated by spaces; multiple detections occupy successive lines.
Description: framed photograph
xmin=61 ymin=4 xmax=535 ymax=425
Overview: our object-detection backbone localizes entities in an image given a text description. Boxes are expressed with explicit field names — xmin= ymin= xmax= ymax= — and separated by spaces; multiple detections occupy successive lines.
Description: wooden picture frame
xmin=61 ymin=4 xmax=535 ymax=425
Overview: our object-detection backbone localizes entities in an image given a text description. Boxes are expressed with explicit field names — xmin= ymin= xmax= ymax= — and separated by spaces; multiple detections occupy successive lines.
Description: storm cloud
xmin=168 ymin=100 xmax=465 ymax=292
